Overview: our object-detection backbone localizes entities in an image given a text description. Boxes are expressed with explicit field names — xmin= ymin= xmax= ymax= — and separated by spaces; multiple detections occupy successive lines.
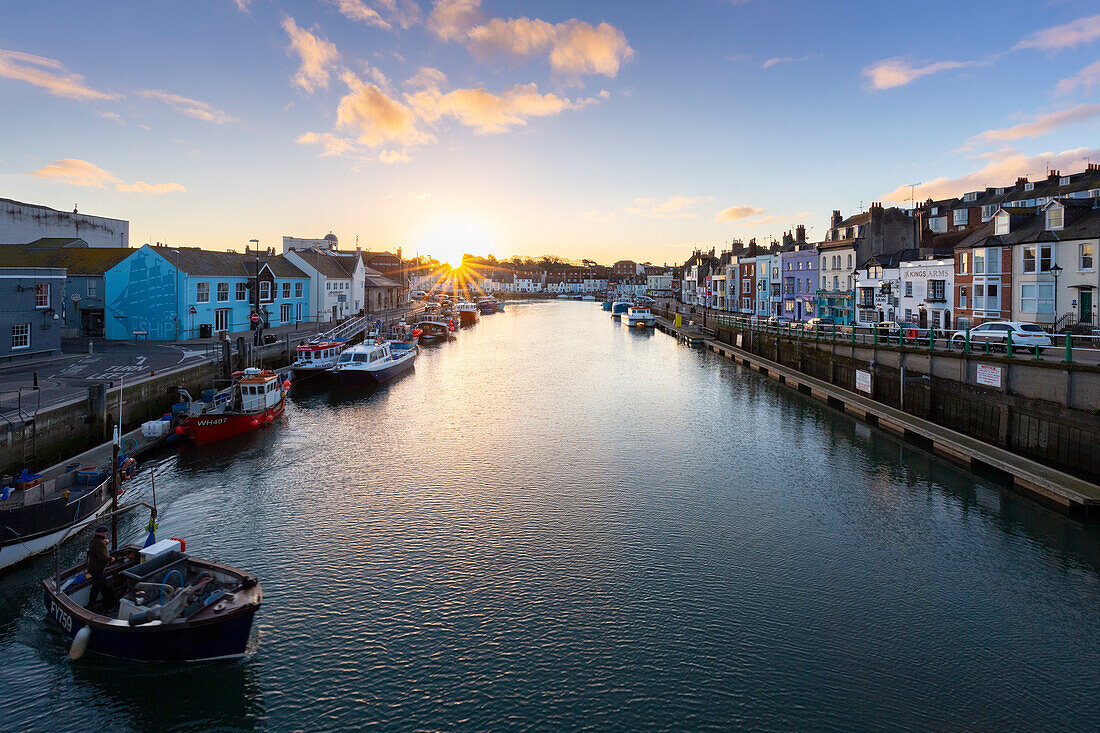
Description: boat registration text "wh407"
xmin=198 ymin=418 xmax=229 ymax=426
xmin=49 ymin=598 xmax=73 ymax=632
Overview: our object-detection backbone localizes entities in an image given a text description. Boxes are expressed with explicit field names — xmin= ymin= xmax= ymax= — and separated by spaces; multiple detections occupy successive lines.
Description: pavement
xmin=0 ymin=307 xmax=425 ymax=415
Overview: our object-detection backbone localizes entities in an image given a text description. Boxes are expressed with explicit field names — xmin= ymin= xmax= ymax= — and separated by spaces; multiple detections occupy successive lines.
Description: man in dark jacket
xmin=87 ymin=526 xmax=113 ymax=608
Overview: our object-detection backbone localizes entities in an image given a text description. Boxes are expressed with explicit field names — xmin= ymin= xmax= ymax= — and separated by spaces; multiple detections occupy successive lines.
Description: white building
xmin=646 ymin=273 xmax=672 ymax=296
xmin=900 ymin=258 xmax=954 ymax=329
xmin=282 ymin=233 xmax=339 ymax=253
xmin=284 ymin=248 xmax=365 ymax=322
xmin=1 ymin=197 xmax=128 ymax=247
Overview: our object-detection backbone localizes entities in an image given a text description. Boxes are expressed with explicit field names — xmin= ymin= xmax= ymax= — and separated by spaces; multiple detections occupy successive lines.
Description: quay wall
xmin=1 ymin=339 xmax=296 ymax=476
xmin=656 ymin=307 xmax=1100 ymax=485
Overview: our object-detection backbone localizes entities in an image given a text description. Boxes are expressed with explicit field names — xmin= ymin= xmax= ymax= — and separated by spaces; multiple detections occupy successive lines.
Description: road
xmin=0 ymin=340 xmax=210 ymax=414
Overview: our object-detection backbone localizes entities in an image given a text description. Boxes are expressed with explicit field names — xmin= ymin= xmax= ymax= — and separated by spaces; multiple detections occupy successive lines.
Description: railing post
xmin=1006 ymin=330 xmax=1013 ymax=358
xmin=928 ymin=327 xmax=935 ymax=351
xmin=1064 ymin=330 xmax=1073 ymax=364
xmin=873 ymin=326 xmax=878 ymax=347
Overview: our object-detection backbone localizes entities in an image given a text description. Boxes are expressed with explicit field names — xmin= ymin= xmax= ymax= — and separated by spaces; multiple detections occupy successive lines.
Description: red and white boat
xmin=178 ymin=368 xmax=288 ymax=445
xmin=290 ymin=340 xmax=347 ymax=379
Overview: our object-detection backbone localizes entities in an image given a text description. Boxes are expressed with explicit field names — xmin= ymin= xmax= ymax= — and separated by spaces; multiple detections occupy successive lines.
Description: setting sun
xmin=418 ymin=216 xmax=497 ymax=269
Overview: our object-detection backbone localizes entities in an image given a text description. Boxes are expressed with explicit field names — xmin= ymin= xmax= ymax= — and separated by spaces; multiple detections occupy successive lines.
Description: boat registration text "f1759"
xmin=198 ymin=418 xmax=228 ymax=426
xmin=49 ymin=599 xmax=73 ymax=632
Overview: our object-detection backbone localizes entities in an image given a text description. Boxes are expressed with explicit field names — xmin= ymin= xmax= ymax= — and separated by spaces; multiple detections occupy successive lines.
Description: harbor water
xmin=2 ymin=301 xmax=1099 ymax=731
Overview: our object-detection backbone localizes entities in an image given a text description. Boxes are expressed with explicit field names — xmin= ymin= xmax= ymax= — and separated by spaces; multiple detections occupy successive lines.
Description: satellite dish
xmin=71 ymin=293 xmax=82 ymax=302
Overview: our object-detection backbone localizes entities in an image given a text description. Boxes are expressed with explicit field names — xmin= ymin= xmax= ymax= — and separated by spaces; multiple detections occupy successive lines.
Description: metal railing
xmin=696 ymin=311 xmax=1100 ymax=365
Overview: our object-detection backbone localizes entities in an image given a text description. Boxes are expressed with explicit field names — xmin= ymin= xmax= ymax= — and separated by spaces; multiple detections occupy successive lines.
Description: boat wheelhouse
xmin=624 ymin=306 xmax=656 ymax=327
xmin=414 ymin=320 xmax=454 ymax=345
xmin=178 ymin=368 xmax=287 ymax=445
xmin=477 ymin=297 xmax=497 ymax=315
xmin=456 ymin=301 xmax=479 ymax=327
xmin=332 ymin=341 xmax=417 ymax=388
xmin=611 ymin=298 xmax=632 ymax=318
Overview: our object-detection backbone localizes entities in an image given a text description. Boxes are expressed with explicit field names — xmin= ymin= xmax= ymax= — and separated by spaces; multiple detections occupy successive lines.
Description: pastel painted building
xmin=104 ymin=245 xmax=310 ymax=340
xmin=780 ymin=246 xmax=817 ymax=321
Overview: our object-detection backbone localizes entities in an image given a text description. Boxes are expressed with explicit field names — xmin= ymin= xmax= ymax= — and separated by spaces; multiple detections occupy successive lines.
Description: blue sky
xmin=2 ymin=1 xmax=1099 ymax=265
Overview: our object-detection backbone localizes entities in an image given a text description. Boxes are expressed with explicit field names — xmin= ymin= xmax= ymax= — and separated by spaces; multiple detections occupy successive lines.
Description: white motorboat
xmin=624 ymin=306 xmax=656 ymax=327
xmin=332 ymin=341 xmax=417 ymax=388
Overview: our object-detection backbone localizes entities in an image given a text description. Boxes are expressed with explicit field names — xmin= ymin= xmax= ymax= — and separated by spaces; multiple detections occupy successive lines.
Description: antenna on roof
xmin=73 ymin=204 xmax=78 ymax=213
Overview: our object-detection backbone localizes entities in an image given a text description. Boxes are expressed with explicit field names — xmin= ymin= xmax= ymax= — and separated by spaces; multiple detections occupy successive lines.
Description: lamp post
xmin=249 ymin=239 xmax=260 ymax=344
xmin=1050 ymin=263 xmax=1063 ymax=324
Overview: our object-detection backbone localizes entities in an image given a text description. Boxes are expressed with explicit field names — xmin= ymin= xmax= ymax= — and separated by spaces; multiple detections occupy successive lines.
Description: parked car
xmin=805 ymin=317 xmax=836 ymax=333
xmin=950 ymin=321 xmax=1053 ymax=352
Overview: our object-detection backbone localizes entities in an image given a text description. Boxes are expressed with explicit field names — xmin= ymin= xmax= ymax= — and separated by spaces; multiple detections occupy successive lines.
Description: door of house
xmin=215 ymin=308 xmax=230 ymax=332
xmin=1081 ymin=290 xmax=1093 ymax=322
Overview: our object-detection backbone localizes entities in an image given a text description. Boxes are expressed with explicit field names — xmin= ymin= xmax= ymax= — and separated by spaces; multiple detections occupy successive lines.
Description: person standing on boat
xmin=87 ymin=526 xmax=114 ymax=607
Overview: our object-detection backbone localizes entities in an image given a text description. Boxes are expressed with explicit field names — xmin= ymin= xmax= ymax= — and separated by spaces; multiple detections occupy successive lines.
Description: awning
xmin=1069 ymin=284 xmax=1096 ymax=289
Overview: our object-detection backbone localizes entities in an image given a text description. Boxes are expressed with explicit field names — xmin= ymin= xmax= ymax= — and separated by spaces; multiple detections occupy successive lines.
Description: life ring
xmin=906 ymin=327 xmax=919 ymax=340
xmin=375 ymin=336 xmax=384 ymax=345
xmin=119 ymin=457 xmax=137 ymax=481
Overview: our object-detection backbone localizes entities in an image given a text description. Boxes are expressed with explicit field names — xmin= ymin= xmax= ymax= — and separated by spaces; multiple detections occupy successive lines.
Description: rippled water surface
xmin=3 ymin=301 xmax=1100 ymax=732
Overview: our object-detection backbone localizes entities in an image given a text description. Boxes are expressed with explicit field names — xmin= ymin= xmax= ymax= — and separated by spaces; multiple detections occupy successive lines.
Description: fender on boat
xmin=69 ymin=626 xmax=91 ymax=660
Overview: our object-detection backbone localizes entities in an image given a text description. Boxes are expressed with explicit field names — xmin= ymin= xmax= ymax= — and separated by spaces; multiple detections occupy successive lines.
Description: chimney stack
xmin=1017 ymin=176 xmax=1028 ymax=185
xmin=795 ymin=224 xmax=806 ymax=243
xmin=831 ymin=210 xmax=842 ymax=228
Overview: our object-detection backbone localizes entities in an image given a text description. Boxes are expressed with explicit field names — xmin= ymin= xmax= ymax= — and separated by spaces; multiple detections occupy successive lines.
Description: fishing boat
xmin=388 ymin=323 xmax=421 ymax=354
xmin=414 ymin=319 xmax=454 ymax=345
xmin=624 ymin=306 xmax=656 ymax=327
xmin=44 ymin=537 xmax=262 ymax=662
xmin=611 ymin=298 xmax=632 ymax=318
xmin=289 ymin=340 xmax=346 ymax=379
xmin=602 ymin=299 xmax=613 ymax=311
xmin=332 ymin=341 xmax=417 ymax=388
xmin=1 ymin=468 xmax=116 ymax=574
xmin=556 ymin=294 xmax=570 ymax=300
xmin=456 ymin=301 xmax=479 ymax=327
xmin=582 ymin=295 xmax=596 ymax=301
xmin=176 ymin=368 xmax=288 ymax=445
xmin=477 ymin=297 xmax=497 ymax=315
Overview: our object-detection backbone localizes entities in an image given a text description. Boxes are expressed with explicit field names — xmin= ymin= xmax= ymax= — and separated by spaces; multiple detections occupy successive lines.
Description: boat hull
xmin=334 ymin=358 xmax=414 ymax=388
xmin=459 ymin=310 xmax=478 ymax=327
xmin=183 ymin=398 xmax=285 ymax=445
xmin=1 ymin=484 xmax=112 ymax=574
xmin=43 ymin=580 xmax=260 ymax=662
xmin=478 ymin=303 xmax=496 ymax=314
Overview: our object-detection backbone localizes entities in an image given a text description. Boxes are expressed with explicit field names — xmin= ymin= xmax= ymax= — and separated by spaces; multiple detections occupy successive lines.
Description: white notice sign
xmin=736 ymin=334 xmax=743 ymax=347
xmin=976 ymin=364 xmax=1002 ymax=388
xmin=856 ymin=369 xmax=872 ymax=394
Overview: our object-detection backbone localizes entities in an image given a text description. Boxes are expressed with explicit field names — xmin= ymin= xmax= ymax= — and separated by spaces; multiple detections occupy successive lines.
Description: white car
xmin=951 ymin=321 xmax=1053 ymax=351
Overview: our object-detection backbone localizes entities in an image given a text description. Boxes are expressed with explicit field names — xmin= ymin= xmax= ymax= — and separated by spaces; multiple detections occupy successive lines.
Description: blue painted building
xmin=104 ymin=245 xmax=311 ymax=340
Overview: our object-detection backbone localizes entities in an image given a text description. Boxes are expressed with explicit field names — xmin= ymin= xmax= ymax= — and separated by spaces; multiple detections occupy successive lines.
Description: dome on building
xmin=323 ymin=232 xmax=338 ymax=244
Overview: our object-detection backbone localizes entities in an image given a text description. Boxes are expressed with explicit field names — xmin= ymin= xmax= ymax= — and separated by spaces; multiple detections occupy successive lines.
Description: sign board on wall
xmin=976 ymin=364 xmax=1002 ymax=388
xmin=736 ymin=334 xmax=743 ymax=347
xmin=855 ymin=369 xmax=872 ymax=394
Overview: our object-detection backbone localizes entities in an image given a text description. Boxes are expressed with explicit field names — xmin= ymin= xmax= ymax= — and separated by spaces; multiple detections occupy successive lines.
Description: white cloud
xmin=406 ymin=66 xmax=448 ymax=89
xmin=31 ymin=158 xmax=184 ymax=194
xmin=1015 ymin=14 xmax=1100 ymax=51
xmin=862 ymin=57 xmax=970 ymax=90
xmin=762 ymin=54 xmax=820 ymax=69
xmin=138 ymin=89 xmax=237 ymax=124
xmin=0 ymin=48 xmax=117 ymax=101
xmin=376 ymin=0 xmax=421 ymax=29
xmin=281 ymin=16 xmax=340 ymax=93
xmin=1055 ymin=59 xmax=1100 ymax=96
xmin=627 ymin=196 xmax=714 ymax=219
xmin=966 ymin=104 xmax=1100 ymax=145
xmin=427 ymin=1 xmax=632 ymax=80
xmin=379 ymin=150 xmax=411 ymax=164
xmin=296 ymin=131 xmax=356 ymax=157
xmin=115 ymin=181 xmax=187 ymax=195
xmin=330 ymin=0 xmax=391 ymax=29
xmin=406 ymin=80 xmax=597 ymax=134
xmin=336 ymin=71 xmax=433 ymax=147
xmin=100 ymin=111 xmax=124 ymax=124
xmin=880 ymin=146 xmax=1100 ymax=203
xmin=714 ymin=204 xmax=765 ymax=222
xmin=232 ymin=0 xmax=252 ymax=12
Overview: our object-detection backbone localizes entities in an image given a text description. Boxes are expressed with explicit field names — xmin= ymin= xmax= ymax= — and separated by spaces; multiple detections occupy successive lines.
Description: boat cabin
xmin=237 ymin=369 xmax=283 ymax=412
xmin=337 ymin=344 xmax=389 ymax=366
xmin=294 ymin=341 xmax=344 ymax=367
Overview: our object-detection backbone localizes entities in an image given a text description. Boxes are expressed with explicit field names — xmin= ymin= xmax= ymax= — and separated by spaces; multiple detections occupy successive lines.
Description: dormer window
xmin=995 ymin=187 xmax=1005 ymax=195
xmin=994 ymin=212 xmax=1010 ymax=235
xmin=1046 ymin=206 xmax=1064 ymax=231
xmin=1059 ymin=176 xmax=1070 ymax=186
xmin=963 ymin=192 xmax=977 ymax=202
xmin=1024 ymin=182 xmax=1035 ymax=191
xmin=953 ymin=209 xmax=968 ymax=226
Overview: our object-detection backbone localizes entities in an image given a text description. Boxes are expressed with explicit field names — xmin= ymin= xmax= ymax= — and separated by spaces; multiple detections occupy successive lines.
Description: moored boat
xmin=456 ymin=301 xmax=479 ymax=327
xmin=624 ymin=306 xmax=656 ymax=327
xmin=415 ymin=319 xmax=454 ymax=345
xmin=611 ymin=298 xmax=632 ymax=318
xmin=332 ymin=341 xmax=417 ymax=388
xmin=290 ymin=340 xmax=346 ymax=379
xmin=1 ymin=468 xmax=115 ymax=574
xmin=177 ymin=368 xmax=287 ymax=445
xmin=477 ymin=297 xmax=497 ymax=315
xmin=44 ymin=537 xmax=261 ymax=662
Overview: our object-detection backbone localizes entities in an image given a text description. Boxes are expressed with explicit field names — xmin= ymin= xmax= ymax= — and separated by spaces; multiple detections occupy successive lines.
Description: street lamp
xmin=1050 ymin=263 xmax=1063 ymax=321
